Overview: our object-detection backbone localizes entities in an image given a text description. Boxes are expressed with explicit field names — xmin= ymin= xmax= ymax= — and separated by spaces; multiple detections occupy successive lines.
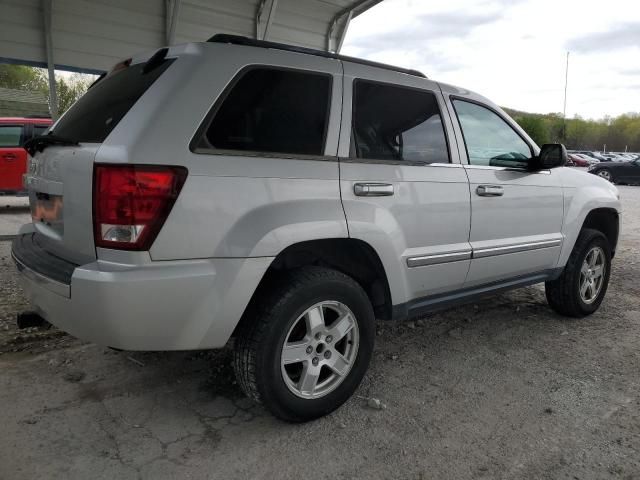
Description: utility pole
xmin=562 ymin=51 xmax=570 ymax=142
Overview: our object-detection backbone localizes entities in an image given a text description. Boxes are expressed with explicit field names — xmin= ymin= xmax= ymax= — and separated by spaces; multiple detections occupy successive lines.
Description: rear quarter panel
xmin=97 ymin=43 xmax=348 ymax=260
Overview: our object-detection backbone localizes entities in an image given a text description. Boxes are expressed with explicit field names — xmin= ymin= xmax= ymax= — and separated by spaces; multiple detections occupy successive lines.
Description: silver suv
xmin=13 ymin=35 xmax=621 ymax=422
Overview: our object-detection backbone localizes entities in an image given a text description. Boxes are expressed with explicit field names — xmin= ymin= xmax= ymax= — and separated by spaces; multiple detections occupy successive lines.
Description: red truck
xmin=0 ymin=116 xmax=52 ymax=193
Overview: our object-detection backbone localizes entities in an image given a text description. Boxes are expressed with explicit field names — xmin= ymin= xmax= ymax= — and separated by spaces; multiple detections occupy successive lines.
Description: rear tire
xmin=545 ymin=229 xmax=611 ymax=317
xmin=233 ymin=266 xmax=375 ymax=422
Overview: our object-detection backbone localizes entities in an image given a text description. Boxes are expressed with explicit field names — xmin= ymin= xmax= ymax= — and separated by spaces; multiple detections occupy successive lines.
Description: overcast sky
xmin=342 ymin=0 xmax=639 ymax=119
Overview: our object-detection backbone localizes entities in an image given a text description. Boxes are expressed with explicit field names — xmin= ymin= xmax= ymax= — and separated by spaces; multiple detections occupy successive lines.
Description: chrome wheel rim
xmin=280 ymin=301 xmax=359 ymax=399
xmin=598 ymin=170 xmax=612 ymax=182
xmin=579 ymin=246 xmax=606 ymax=304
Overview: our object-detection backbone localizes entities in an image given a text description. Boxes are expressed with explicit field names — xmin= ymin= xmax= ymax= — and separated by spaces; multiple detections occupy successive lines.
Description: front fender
xmin=558 ymin=169 xmax=621 ymax=266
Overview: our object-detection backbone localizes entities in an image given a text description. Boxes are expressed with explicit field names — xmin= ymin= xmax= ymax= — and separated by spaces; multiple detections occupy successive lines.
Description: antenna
xmin=562 ymin=51 xmax=570 ymax=142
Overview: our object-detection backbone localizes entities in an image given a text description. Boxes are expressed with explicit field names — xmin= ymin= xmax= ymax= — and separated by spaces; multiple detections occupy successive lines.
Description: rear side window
xmin=52 ymin=60 xmax=174 ymax=143
xmin=0 ymin=125 xmax=24 ymax=147
xmin=351 ymin=81 xmax=449 ymax=163
xmin=199 ymin=68 xmax=331 ymax=156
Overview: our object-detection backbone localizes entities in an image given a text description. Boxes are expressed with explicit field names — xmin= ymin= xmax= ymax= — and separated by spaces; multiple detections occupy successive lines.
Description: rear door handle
xmin=2 ymin=153 xmax=17 ymax=161
xmin=476 ymin=185 xmax=504 ymax=197
xmin=354 ymin=183 xmax=394 ymax=196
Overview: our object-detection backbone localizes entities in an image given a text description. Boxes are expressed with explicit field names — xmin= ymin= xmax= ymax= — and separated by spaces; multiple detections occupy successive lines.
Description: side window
xmin=33 ymin=125 xmax=49 ymax=137
xmin=351 ymin=81 xmax=449 ymax=164
xmin=204 ymin=68 xmax=331 ymax=156
xmin=452 ymin=99 xmax=531 ymax=168
xmin=0 ymin=125 xmax=25 ymax=147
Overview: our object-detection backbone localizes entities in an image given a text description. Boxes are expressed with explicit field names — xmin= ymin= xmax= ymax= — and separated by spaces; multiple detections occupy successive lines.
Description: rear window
xmin=0 ymin=125 xmax=24 ymax=147
xmin=52 ymin=59 xmax=174 ymax=143
xmin=351 ymin=81 xmax=449 ymax=164
xmin=197 ymin=68 xmax=331 ymax=156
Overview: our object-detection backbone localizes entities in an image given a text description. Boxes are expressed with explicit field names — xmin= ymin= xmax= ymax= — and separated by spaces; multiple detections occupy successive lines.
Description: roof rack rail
xmin=208 ymin=34 xmax=427 ymax=79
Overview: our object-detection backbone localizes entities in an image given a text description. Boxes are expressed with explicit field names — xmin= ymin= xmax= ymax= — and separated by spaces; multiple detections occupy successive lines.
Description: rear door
xmin=0 ymin=124 xmax=27 ymax=191
xmin=445 ymin=95 xmax=564 ymax=287
xmin=339 ymin=64 xmax=472 ymax=307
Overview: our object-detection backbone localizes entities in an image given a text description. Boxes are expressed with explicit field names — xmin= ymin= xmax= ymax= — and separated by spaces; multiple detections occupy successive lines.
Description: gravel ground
xmin=0 ymin=186 xmax=638 ymax=480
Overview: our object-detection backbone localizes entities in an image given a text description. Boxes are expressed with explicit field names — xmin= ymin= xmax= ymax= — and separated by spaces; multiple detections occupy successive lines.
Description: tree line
xmin=505 ymin=108 xmax=640 ymax=153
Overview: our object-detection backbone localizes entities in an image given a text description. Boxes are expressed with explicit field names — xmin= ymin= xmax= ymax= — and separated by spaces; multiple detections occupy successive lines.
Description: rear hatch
xmin=24 ymin=54 xmax=174 ymax=266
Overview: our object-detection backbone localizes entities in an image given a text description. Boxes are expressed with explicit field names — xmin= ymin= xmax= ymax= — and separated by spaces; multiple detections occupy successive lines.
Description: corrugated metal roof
xmin=0 ymin=0 xmax=382 ymax=73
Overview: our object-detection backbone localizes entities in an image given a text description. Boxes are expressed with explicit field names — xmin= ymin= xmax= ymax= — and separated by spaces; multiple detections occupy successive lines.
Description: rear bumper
xmin=12 ymin=234 xmax=272 ymax=351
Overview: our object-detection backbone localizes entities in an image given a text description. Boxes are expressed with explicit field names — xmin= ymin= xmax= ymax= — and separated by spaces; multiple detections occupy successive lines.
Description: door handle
xmin=354 ymin=183 xmax=394 ymax=196
xmin=2 ymin=153 xmax=17 ymax=161
xmin=476 ymin=185 xmax=504 ymax=197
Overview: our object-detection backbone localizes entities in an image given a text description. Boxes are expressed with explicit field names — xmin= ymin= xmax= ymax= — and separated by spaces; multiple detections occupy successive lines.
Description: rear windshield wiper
xmin=24 ymin=134 xmax=79 ymax=156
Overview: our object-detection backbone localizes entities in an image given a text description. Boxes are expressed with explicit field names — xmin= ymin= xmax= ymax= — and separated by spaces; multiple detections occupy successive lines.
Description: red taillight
xmin=93 ymin=164 xmax=187 ymax=251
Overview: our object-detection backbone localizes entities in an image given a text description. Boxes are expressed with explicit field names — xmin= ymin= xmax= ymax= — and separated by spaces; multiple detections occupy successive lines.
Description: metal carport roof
xmin=0 ymin=0 xmax=382 ymax=118
xmin=0 ymin=0 xmax=382 ymax=73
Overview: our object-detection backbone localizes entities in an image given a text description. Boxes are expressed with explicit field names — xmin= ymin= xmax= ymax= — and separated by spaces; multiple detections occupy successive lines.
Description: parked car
xmin=12 ymin=35 xmax=621 ymax=422
xmin=0 ymin=116 xmax=52 ymax=193
xmin=589 ymin=158 xmax=640 ymax=184
xmin=570 ymin=150 xmax=605 ymax=161
xmin=576 ymin=154 xmax=600 ymax=166
xmin=568 ymin=153 xmax=590 ymax=167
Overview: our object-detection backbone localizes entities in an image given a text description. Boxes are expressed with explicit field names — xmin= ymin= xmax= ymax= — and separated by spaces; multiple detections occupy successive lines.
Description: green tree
xmin=55 ymin=74 xmax=92 ymax=113
xmin=514 ymin=115 xmax=550 ymax=145
xmin=0 ymin=64 xmax=93 ymax=116
xmin=0 ymin=64 xmax=47 ymax=92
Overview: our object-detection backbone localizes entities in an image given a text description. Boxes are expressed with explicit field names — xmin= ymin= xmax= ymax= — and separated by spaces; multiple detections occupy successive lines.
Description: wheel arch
xmin=235 ymin=238 xmax=394 ymax=333
xmin=581 ymin=208 xmax=619 ymax=257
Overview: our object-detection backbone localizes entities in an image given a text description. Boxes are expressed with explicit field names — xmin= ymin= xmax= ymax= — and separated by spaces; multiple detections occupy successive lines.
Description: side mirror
xmin=530 ymin=144 xmax=567 ymax=170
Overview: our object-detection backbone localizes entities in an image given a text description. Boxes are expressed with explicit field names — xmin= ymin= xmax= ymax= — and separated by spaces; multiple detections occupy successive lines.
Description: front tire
xmin=545 ymin=229 xmax=611 ymax=317
xmin=233 ymin=267 xmax=375 ymax=422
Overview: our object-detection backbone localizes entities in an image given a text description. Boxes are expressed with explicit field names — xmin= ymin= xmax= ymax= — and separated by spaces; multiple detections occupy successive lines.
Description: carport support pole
xmin=255 ymin=0 xmax=278 ymax=41
xmin=166 ymin=0 xmax=182 ymax=45
xmin=326 ymin=10 xmax=353 ymax=53
xmin=43 ymin=0 xmax=58 ymax=120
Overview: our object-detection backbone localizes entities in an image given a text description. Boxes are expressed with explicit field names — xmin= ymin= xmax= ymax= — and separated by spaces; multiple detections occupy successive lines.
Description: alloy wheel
xmin=579 ymin=246 xmax=606 ymax=304
xmin=280 ymin=301 xmax=359 ymax=399
xmin=597 ymin=170 xmax=612 ymax=182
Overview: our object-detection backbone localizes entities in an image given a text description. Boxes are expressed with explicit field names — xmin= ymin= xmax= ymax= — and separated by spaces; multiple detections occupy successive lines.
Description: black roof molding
xmin=208 ymin=34 xmax=426 ymax=79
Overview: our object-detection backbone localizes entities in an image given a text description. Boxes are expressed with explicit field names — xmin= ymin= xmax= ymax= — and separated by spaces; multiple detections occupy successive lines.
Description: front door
xmin=444 ymin=95 xmax=564 ymax=287
xmin=620 ymin=159 xmax=640 ymax=183
xmin=0 ymin=124 xmax=27 ymax=191
xmin=338 ymin=64 xmax=472 ymax=309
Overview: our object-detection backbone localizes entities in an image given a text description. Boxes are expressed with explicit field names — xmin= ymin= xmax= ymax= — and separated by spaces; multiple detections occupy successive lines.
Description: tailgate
xmin=25 ymin=145 xmax=99 ymax=265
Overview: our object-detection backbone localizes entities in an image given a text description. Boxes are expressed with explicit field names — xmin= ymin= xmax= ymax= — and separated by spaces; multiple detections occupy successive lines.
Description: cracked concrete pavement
xmin=0 ymin=186 xmax=639 ymax=480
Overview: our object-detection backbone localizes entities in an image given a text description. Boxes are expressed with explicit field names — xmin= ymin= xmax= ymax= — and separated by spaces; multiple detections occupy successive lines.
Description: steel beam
xmin=335 ymin=10 xmax=353 ymax=53
xmin=255 ymin=0 xmax=278 ymax=41
xmin=166 ymin=0 xmax=182 ymax=45
xmin=42 ymin=0 xmax=58 ymax=120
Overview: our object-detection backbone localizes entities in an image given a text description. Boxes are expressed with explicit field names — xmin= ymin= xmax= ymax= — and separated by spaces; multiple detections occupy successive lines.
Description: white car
xmin=13 ymin=35 xmax=621 ymax=421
